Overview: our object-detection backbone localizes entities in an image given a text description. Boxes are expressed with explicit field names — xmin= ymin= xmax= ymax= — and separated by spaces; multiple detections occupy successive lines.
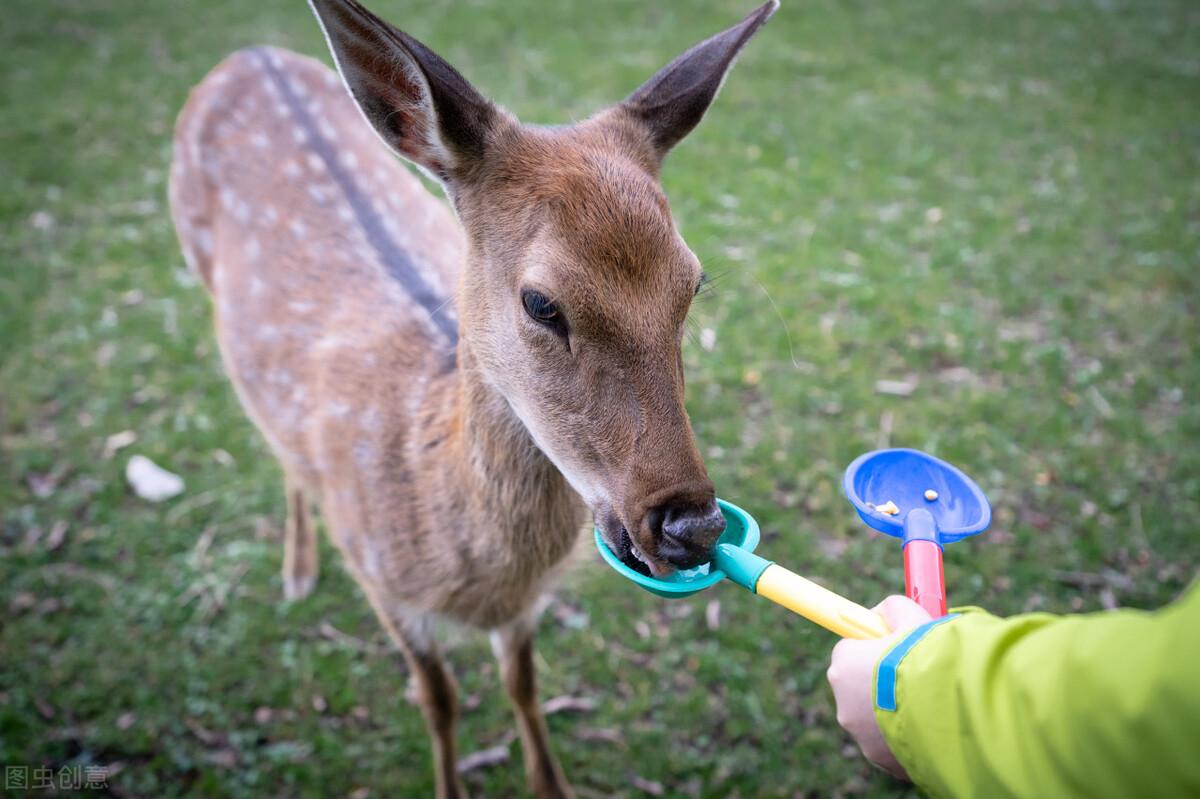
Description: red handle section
xmin=903 ymin=540 xmax=947 ymax=618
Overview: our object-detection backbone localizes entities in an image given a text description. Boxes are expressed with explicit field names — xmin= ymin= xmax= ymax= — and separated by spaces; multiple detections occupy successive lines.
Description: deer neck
xmin=441 ymin=338 xmax=584 ymax=555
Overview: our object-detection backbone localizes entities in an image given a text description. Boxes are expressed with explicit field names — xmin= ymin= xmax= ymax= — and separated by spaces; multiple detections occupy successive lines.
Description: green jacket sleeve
xmin=874 ymin=581 xmax=1200 ymax=799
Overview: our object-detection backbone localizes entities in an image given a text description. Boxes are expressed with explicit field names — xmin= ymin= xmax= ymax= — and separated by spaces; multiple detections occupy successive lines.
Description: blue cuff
xmin=875 ymin=614 xmax=960 ymax=712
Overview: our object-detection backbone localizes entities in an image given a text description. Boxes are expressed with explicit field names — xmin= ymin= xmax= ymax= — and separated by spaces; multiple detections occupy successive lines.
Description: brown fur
xmin=169 ymin=1 xmax=777 ymax=795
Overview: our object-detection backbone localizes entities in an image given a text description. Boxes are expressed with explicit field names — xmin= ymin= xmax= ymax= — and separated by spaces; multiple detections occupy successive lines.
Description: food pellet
xmin=924 ymin=489 xmax=939 ymax=501
xmin=876 ymin=500 xmax=900 ymax=516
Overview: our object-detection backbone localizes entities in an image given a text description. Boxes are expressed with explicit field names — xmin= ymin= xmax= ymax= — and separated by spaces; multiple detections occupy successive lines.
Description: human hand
xmin=826 ymin=595 xmax=933 ymax=780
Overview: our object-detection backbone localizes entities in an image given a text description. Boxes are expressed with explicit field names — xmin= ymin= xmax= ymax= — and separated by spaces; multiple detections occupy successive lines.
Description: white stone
xmin=126 ymin=455 xmax=185 ymax=502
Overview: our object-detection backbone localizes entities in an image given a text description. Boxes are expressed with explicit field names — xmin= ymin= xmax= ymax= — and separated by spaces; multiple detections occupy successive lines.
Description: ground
xmin=2 ymin=0 xmax=1198 ymax=796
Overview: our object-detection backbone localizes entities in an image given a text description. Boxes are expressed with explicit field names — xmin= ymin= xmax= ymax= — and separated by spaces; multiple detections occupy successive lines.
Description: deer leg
xmin=369 ymin=601 xmax=467 ymax=799
xmin=281 ymin=480 xmax=318 ymax=600
xmin=492 ymin=615 xmax=573 ymax=799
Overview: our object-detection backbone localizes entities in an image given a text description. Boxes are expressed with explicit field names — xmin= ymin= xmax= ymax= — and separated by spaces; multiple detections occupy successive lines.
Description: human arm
xmin=828 ymin=583 xmax=1200 ymax=798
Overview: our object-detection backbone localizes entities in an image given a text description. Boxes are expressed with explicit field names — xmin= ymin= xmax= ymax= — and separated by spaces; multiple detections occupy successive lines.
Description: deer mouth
xmin=607 ymin=524 xmax=674 ymax=578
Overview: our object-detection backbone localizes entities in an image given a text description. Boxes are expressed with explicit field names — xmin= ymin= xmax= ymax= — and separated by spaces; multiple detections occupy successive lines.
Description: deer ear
xmin=308 ymin=0 xmax=498 ymax=183
xmin=619 ymin=1 xmax=778 ymax=159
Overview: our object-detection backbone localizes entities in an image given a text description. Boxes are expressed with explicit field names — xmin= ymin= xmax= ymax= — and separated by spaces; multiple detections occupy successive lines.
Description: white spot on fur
xmin=353 ymin=441 xmax=374 ymax=467
xmin=305 ymin=153 xmax=325 ymax=173
xmin=244 ymin=237 xmax=261 ymax=260
xmin=283 ymin=160 xmax=301 ymax=180
xmin=216 ymin=186 xmax=251 ymax=225
xmin=336 ymin=205 xmax=353 ymax=222
xmin=195 ymin=229 xmax=213 ymax=255
xmin=287 ymin=323 xmax=314 ymax=339
xmin=288 ymin=300 xmax=315 ymax=314
xmin=292 ymin=126 xmax=307 ymax=144
xmin=251 ymin=132 xmax=270 ymax=150
xmin=382 ymin=216 xmax=401 ymax=238
xmin=328 ymin=400 xmax=352 ymax=418
xmin=362 ymin=539 xmax=382 ymax=579
xmin=249 ymin=276 xmax=266 ymax=296
xmin=418 ymin=265 xmax=441 ymax=291
xmin=307 ymin=184 xmax=329 ymax=205
xmin=339 ymin=151 xmax=358 ymax=170
xmin=289 ymin=219 xmax=307 ymax=238
xmin=263 ymin=205 xmax=279 ymax=225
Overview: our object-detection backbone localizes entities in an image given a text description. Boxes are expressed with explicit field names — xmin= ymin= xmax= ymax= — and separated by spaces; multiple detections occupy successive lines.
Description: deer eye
xmin=521 ymin=289 xmax=567 ymax=336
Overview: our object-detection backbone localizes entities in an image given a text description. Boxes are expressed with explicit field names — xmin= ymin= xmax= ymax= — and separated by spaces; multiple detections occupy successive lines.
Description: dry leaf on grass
xmin=874 ymin=378 xmax=918 ymax=397
xmin=574 ymin=727 xmax=625 ymax=747
xmin=27 ymin=466 xmax=68 ymax=499
xmin=705 ymin=599 xmax=721 ymax=631
xmin=34 ymin=696 xmax=55 ymax=720
xmin=103 ymin=430 xmax=137 ymax=459
xmin=542 ymin=695 xmax=597 ymax=715
xmin=456 ymin=745 xmax=509 ymax=774
xmin=205 ymin=749 xmax=238 ymax=768
xmin=184 ymin=718 xmax=221 ymax=746
xmin=632 ymin=775 xmax=665 ymax=796
xmin=45 ymin=521 xmax=68 ymax=551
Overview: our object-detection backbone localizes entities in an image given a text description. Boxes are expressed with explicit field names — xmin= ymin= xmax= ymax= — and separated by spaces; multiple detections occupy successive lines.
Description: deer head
xmin=310 ymin=0 xmax=778 ymax=575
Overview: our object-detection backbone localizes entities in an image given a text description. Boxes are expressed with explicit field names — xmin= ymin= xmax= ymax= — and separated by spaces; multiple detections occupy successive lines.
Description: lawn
xmin=2 ymin=0 xmax=1198 ymax=796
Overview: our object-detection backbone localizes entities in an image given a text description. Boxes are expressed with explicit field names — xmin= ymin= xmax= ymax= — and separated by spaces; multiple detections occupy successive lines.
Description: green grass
xmin=2 ymin=0 xmax=1198 ymax=795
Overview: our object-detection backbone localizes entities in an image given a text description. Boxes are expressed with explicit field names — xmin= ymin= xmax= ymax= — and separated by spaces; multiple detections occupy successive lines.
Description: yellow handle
xmin=755 ymin=564 xmax=891 ymax=639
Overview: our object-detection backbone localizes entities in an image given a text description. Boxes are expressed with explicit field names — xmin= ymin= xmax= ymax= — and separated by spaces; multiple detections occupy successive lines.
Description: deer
xmin=168 ymin=0 xmax=777 ymax=795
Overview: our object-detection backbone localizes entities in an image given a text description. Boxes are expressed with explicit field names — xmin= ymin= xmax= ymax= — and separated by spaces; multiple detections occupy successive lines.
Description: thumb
xmin=873 ymin=595 xmax=933 ymax=633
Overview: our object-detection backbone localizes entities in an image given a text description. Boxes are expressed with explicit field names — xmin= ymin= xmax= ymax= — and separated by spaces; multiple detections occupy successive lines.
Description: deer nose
xmin=652 ymin=499 xmax=726 ymax=569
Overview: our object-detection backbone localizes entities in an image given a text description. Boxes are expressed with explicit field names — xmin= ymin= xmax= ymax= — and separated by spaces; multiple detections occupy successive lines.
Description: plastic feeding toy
xmin=844 ymin=448 xmax=991 ymax=618
xmin=594 ymin=499 xmax=891 ymax=639
xmin=594 ymin=448 xmax=991 ymax=638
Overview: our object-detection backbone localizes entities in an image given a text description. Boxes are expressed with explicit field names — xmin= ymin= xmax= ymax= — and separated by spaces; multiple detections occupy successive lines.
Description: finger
xmin=826 ymin=638 xmax=858 ymax=685
xmin=830 ymin=637 xmax=856 ymax=664
xmin=872 ymin=595 xmax=933 ymax=632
